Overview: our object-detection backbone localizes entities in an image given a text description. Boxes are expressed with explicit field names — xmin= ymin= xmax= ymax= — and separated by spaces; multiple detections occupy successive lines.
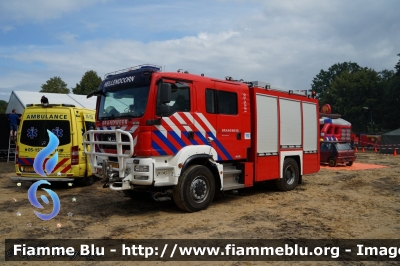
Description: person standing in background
xmin=41 ymin=95 xmax=49 ymax=104
xmin=8 ymin=109 xmax=20 ymax=141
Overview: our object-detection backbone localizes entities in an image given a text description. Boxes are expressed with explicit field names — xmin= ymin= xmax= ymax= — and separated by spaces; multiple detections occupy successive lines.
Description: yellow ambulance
xmin=11 ymin=104 xmax=96 ymax=185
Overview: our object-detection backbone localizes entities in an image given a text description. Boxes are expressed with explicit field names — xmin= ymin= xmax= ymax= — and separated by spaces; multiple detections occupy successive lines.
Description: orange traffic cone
xmin=394 ymin=149 xmax=397 ymax=156
xmin=374 ymin=147 xmax=378 ymax=153
xmin=362 ymin=147 xmax=365 ymax=153
xmin=355 ymin=147 xmax=358 ymax=153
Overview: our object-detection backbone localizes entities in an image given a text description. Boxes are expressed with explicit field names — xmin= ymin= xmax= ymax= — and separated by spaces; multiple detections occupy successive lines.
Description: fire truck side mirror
xmin=160 ymin=83 xmax=171 ymax=104
xmin=160 ymin=105 xmax=170 ymax=117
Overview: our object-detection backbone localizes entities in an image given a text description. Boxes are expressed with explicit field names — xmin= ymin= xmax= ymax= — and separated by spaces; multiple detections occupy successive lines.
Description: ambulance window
xmin=20 ymin=120 xmax=71 ymax=147
xmin=217 ymin=91 xmax=237 ymax=115
xmin=206 ymin=89 xmax=215 ymax=113
xmin=84 ymin=121 xmax=95 ymax=140
xmin=84 ymin=121 xmax=95 ymax=131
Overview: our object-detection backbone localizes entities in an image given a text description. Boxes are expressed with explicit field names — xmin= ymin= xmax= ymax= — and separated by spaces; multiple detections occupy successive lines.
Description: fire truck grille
xmin=98 ymin=133 xmax=131 ymax=150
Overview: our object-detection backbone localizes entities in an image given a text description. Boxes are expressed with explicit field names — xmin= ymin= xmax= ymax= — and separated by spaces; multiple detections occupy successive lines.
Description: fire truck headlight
xmin=134 ymin=165 xmax=149 ymax=172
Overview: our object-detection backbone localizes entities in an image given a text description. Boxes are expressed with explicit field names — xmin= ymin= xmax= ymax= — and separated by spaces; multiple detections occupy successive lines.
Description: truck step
xmin=222 ymin=166 xmax=244 ymax=191
xmin=222 ymin=163 xmax=236 ymax=171
xmin=223 ymin=169 xmax=242 ymax=175
xmin=222 ymin=182 xmax=245 ymax=191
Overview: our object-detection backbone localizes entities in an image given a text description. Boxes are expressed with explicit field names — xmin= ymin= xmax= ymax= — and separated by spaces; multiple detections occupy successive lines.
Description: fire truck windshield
xmin=98 ymin=85 xmax=149 ymax=119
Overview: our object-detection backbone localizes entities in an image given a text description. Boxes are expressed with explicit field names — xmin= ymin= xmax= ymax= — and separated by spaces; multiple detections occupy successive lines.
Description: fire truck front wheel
xmin=173 ymin=165 xmax=216 ymax=212
xmin=275 ymin=158 xmax=299 ymax=192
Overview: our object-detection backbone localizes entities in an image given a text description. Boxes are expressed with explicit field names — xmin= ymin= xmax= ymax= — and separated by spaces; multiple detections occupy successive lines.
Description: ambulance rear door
xmin=82 ymin=110 xmax=96 ymax=176
xmin=18 ymin=106 xmax=72 ymax=176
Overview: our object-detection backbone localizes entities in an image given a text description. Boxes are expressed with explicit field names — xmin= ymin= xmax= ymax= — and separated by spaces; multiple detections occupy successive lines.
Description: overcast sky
xmin=0 ymin=0 xmax=399 ymax=102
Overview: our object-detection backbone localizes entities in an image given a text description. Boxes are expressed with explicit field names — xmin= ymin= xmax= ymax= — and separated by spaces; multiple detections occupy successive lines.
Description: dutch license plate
xmin=25 ymin=166 xmax=34 ymax=172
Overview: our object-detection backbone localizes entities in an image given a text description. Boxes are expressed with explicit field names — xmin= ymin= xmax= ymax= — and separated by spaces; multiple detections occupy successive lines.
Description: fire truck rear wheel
xmin=275 ymin=158 xmax=299 ymax=191
xmin=173 ymin=165 xmax=215 ymax=212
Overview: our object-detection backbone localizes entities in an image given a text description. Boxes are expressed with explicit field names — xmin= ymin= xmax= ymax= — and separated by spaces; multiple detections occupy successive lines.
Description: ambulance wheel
xmin=80 ymin=173 xmax=95 ymax=186
xmin=275 ymin=158 xmax=299 ymax=191
xmin=328 ymin=158 xmax=337 ymax=167
xmin=173 ymin=165 xmax=215 ymax=212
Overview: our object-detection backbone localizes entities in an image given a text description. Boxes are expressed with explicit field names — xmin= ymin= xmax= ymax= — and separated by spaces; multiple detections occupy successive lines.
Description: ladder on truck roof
xmin=250 ymin=80 xmax=309 ymax=97
xmin=224 ymin=77 xmax=310 ymax=97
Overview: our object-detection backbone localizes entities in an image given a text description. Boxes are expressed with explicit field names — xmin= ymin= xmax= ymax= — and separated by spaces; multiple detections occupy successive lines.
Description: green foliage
xmin=395 ymin=53 xmax=400 ymax=75
xmin=40 ymin=76 xmax=70 ymax=93
xmin=72 ymin=70 xmax=102 ymax=95
xmin=0 ymin=100 xmax=7 ymax=114
xmin=311 ymin=62 xmax=361 ymax=104
xmin=328 ymin=69 xmax=381 ymax=132
xmin=312 ymin=54 xmax=400 ymax=133
xmin=382 ymin=54 xmax=400 ymax=131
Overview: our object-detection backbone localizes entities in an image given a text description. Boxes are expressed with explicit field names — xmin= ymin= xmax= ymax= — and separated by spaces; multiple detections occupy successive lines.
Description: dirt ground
xmin=1 ymin=152 xmax=399 ymax=266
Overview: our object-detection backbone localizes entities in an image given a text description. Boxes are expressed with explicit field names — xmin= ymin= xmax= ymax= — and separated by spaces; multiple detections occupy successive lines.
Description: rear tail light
xmin=71 ymin=146 xmax=79 ymax=165
xmin=16 ymin=146 xmax=19 ymax=162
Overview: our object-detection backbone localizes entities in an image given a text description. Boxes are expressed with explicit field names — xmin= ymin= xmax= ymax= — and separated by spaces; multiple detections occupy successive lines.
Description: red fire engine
xmin=356 ymin=133 xmax=381 ymax=149
xmin=84 ymin=65 xmax=320 ymax=212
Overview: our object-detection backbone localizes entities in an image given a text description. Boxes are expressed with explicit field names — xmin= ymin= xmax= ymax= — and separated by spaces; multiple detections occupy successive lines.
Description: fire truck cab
xmin=84 ymin=65 xmax=320 ymax=212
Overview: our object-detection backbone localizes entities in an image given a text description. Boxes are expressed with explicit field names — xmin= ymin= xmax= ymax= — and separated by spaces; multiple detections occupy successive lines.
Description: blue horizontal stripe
xmin=18 ymin=158 xmax=34 ymax=165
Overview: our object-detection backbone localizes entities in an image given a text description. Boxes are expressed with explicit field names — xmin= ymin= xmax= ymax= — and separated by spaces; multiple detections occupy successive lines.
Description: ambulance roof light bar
xmin=26 ymin=103 xmax=76 ymax=107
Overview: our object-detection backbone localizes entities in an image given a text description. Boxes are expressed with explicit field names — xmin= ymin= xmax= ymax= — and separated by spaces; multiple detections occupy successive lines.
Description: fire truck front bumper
xmin=102 ymin=158 xmax=154 ymax=191
xmin=99 ymin=157 xmax=177 ymax=191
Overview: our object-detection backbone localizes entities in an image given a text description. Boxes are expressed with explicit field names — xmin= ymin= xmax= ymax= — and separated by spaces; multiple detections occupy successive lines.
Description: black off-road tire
xmin=328 ymin=157 xmax=337 ymax=167
xmin=275 ymin=158 xmax=300 ymax=192
xmin=173 ymin=165 xmax=215 ymax=212
xmin=79 ymin=172 xmax=95 ymax=186
xmin=346 ymin=161 xmax=354 ymax=166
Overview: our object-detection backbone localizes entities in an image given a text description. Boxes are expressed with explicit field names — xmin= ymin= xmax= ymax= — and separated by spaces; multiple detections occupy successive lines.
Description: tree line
xmin=312 ymin=54 xmax=400 ymax=133
xmin=39 ymin=70 xmax=102 ymax=95
xmin=0 ymin=70 xmax=102 ymax=114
